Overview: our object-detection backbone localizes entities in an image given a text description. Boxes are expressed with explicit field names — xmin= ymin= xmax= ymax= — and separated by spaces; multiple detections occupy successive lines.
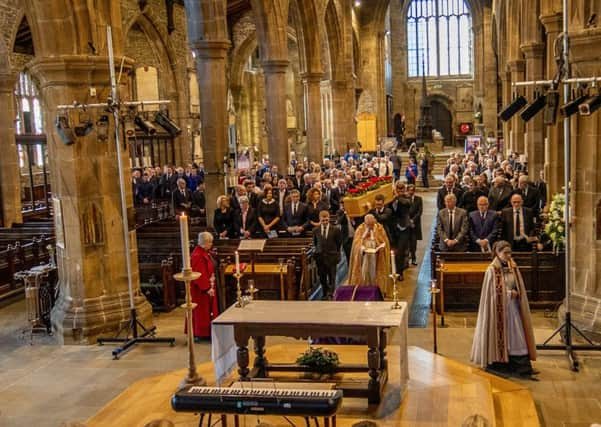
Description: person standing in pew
xmin=188 ymin=232 xmax=219 ymax=342
xmin=173 ymin=178 xmax=192 ymax=215
xmin=236 ymin=196 xmax=258 ymax=239
xmin=437 ymin=193 xmax=469 ymax=252
xmin=469 ymin=196 xmax=498 ymax=252
xmin=257 ymin=187 xmax=280 ymax=238
xmin=282 ymin=190 xmax=309 ymax=236
xmin=190 ymin=182 xmax=206 ymax=219
xmin=407 ymin=184 xmax=423 ymax=266
xmin=500 ymin=194 xmax=538 ymax=252
xmin=213 ymin=196 xmax=238 ymax=239
xmin=313 ymin=210 xmax=343 ymax=300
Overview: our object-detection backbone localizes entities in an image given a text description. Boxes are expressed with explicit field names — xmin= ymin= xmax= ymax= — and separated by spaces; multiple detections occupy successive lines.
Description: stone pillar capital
xmin=520 ymin=42 xmax=545 ymax=59
xmin=300 ymin=72 xmax=324 ymax=84
xmin=261 ymin=60 xmax=289 ymax=74
xmin=540 ymin=12 xmax=563 ymax=33
xmin=507 ymin=60 xmax=526 ymax=73
xmin=189 ymin=40 xmax=230 ymax=59
xmin=28 ymin=55 xmax=134 ymax=89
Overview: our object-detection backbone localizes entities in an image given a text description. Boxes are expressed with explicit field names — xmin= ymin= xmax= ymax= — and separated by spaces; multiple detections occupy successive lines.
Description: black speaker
xmin=520 ymin=94 xmax=547 ymax=122
xmin=560 ymin=94 xmax=588 ymax=118
xmin=499 ymin=96 xmax=528 ymax=121
xmin=544 ymin=90 xmax=560 ymax=125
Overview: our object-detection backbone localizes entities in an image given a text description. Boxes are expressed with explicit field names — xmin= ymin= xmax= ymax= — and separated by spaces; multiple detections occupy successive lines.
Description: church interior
xmin=1 ymin=0 xmax=601 ymax=426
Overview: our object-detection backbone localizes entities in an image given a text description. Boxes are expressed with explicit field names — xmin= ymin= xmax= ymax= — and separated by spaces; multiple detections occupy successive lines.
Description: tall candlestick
xmin=235 ymin=251 xmax=240 ymax=275
xmin=391 ymin=250 xmax=396 ymax=275
xmin=180 ymin=213 xmax=191 ymax=271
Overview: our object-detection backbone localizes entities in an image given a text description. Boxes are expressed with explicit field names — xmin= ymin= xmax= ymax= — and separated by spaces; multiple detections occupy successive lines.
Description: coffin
xmin=343 ymin=183 xmax=395 ymax=217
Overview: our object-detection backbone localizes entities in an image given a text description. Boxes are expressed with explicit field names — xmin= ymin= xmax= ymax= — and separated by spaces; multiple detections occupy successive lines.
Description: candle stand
xmin=430 ymin=279 xmax=441 ymax=354
xmin=389 ymin=273 xmax=402 ymax=310
xmin=233 ymin=272 xmax=246 ymax=307
xmin=174 ymin=268 xmax=206 ymax=388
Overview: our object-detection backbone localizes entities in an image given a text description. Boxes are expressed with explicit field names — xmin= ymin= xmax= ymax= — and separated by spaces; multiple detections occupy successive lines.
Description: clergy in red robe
xmin=187 ymin=231 xmax=219 ymax=340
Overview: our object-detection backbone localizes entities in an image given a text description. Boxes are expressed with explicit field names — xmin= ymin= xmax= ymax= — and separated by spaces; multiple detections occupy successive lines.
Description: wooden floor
xmin=87 ymin=344 xmax=539 ymax=427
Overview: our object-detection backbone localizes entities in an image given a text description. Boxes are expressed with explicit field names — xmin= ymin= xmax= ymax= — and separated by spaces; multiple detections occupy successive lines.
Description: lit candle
xmin=431 ymin=280 xmax=437 ymax=290
xmin=180 ymin=213 xmax=191 ymax=270
xmin=391 ymin=250 xmax=396 ymax=275
xmin=235 ymin=251 xmax=240 ymax=275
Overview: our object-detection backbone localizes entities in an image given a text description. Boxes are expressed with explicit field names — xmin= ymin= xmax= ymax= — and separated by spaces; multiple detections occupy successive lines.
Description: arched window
xmin=407 ymin=0 xmax=472 ymax=77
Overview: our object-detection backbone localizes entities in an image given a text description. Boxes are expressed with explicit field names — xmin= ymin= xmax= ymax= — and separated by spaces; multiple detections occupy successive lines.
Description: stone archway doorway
xmin=431 ymin=100 xmax=453 ymax=146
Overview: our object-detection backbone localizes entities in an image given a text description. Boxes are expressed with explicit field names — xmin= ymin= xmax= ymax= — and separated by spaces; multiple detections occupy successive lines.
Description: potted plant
xmin=296 ymin=347 xmax=340 ymax=376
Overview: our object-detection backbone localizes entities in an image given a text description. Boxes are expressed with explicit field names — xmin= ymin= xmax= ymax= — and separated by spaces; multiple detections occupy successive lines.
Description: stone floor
xmin=0 ymin=190 xmax=600 ymax=427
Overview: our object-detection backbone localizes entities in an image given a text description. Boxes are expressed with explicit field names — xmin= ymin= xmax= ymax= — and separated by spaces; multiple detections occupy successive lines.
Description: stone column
xmin=28 ymin=56 xmax=152 ymax=344
xmin=540 ymin=12 xmax=564 ymax=196
xmin=481 ymin=7 xmax=498 ymax=136
xmin=331 ymin=80 xmax=356 ymax=154
xmin=191 ymin=40 xmax=230 ymax=227
xmin=301 ymin=72 xmax=324 ymax=163
xmin=500 ymin=70 xmax=513 ymax=153
xmin=262 ymin=60 xmax=290 ymax=169
xmin=564 ymin=28 xmax=601 ymax=340
xmin=521 ymin=43 xmax=545 ymax=177
xmin=508 ymin=60 xmax=526 ymax=155
xmin=0 ymin=74 xmax=23 ymax=226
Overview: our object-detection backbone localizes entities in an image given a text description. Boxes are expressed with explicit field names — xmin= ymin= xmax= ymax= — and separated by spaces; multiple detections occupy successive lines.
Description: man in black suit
xmin=172 ymin=178 xmax=191 ymax=214
xmin=236 ymin=196 xmax=258 ymax=238
xmin=407 ymin=185 xmax=423 ymax=265
xmin=437 ymin=175 xmax=464 ymax=210
xmin=488 ymin=176 xmax=513 ymax=212
xmin=369 ymin=194 xmax=393 ymax=242
xmin=389 ymin=182 xmax=412 ymax=279
xmin=274 ymin=179 xmax=289 ymax=217
xmin=512 ymin=175 xmax=541 ymax=215
xmin=336 ymin=199 xmax=357 ymax=263
xmin=501 ymin=194 xmax=538 ymax=251
xmin=282 ymin=190 xmax=309 ymax=235
xmin=322 ymin=179 xmax=340 ymax=213
xmin=436 ymin=193 xmax=469 ymax=252
xmin=534 ymin=170 xmax=547 ymax=210
xmin=312 ymin=210 xmax=342 ymax=300
xmin=468 ymin=196 xmax=498 ymax=252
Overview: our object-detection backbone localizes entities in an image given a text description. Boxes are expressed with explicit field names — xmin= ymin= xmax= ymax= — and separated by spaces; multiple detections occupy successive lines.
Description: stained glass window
xmin=407 ymin=0 xmax=472 ymax=77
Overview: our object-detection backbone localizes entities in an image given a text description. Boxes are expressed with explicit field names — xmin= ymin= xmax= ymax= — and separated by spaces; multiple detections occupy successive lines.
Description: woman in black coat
xmin=306 ymin=188 xmax=329 ymax=228
xmin=213 ymin=196 xmax=238 ymax=239
xmin=257 ymin=188 xmax=280 ymax=237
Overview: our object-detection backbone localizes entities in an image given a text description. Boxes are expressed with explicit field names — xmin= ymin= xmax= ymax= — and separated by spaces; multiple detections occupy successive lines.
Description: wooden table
xmin=212 ymin=300 xmax=409 ymax=404
xmin=437 ymin=262 xmax=489 ymax=326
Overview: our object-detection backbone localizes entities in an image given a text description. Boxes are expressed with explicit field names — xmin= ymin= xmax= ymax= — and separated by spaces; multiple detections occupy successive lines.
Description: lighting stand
xmin=389 ymin=273 xmax=402 ymax=310
xmin=510 ymin=1 xmax=601 ymax=371
xmin=429 ymin=279 xmax=440 ymax=354
xmin=92 ymin=26 xmax=175 ymax=358
xmin=174 ymin=268 xmax=206 ymax=388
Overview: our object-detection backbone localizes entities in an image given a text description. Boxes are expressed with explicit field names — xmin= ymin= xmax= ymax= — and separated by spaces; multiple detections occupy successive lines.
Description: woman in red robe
xmin=187 ymin=231 xmax=219 ymax=340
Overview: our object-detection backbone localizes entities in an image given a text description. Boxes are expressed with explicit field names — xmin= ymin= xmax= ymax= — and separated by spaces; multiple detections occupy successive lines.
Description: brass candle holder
xmin=233 ymin=272 xmax=245 ymax=307
xmin=174 ymin=268 xmax=206 ymax=388
xmin=247 ymin=279 xmax=259 ymax=301
xmin=389 ymin=273 xmax=402 ymax=310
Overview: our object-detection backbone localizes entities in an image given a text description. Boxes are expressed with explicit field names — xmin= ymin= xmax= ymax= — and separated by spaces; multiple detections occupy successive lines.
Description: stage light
xmin=579 ymin=94 xmax=601 ymax=116
xmin=520 ymin=93 xmax=547 ymax=122
xmin=544 ymin=90 xmax=560 ymax=125
xmin=155 ymin=111 xmax=182 ymax=137
xmin=96 ymin=115 xmax=109 ymax=141
xmin=560 ymin=94 xmax=588 ymax=118
xmin=123 ymin=117 xmax=136 ymax=137
xmin=135 ymin=114 xmax=157 ymax=135
xmin=499 ymin=95 xmax=527 ymax=122
xmin=55 ymin=115 xmax=76 ymax=145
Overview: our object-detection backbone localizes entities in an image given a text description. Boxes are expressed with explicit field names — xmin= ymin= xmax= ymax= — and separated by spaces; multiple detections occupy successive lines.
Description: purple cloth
xmin=312 ymin=286 xmax=383 ymax=345
xmin=333 ymin=285 xmax=383 ymax=302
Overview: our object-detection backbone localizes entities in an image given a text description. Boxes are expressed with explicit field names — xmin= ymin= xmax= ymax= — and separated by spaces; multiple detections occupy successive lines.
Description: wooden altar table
xmin=212 ymin=300 xmax=409 ymax=404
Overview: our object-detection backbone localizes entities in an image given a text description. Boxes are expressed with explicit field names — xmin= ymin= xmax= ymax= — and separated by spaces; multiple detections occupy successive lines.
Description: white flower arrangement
xmin=544 ymin=193 xmax=566 ymax=251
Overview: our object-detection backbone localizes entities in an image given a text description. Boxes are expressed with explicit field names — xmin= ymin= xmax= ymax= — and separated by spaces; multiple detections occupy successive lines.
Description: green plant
xmin=296 ymin=347 xmax=340 ymax=374
xmin=544 ymin=193 xmax=565 ymax=250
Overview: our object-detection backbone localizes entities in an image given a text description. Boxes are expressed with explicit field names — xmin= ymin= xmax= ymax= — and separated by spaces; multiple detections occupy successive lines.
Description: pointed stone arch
xmin=325 ymin=0 xmax=344 ymax=82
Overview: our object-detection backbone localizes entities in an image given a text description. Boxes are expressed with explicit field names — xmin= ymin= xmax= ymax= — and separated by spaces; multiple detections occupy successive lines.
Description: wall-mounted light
xmin=579 ymin=93 xmax=601 ymax=116
xmin=135 ymin=115 xmax=157 ymax=135
xmin=498 ymin=95 xmax=527 ymax=122
xmin=155 ymin=111 xmax=182 ymax=137
xmin=354 ymin=0 xmax=361 ymax=7
xmin=55 ymin=115 xmax=76 ymax=145
xmin=520 ymin=93 xmax=547 ymax=122
xmin=560 ymin=94 xmax=588 ymax=118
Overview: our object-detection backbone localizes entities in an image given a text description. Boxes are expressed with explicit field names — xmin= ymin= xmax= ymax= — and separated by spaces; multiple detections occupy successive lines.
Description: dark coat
xmin=468 ymin=210 xmax=498 ymax=251
xmin=369 ymin=207 xmax=394 ymax=242
xmin=437 ymin=186 xmax=464 ymax=210
xmin=500 ymin=206 xmax=536 ymax=246
xmin=389 ymin=195 xmax=412 ymax=240
xmin=236 ymin=207 xmax=258 ymax=237
xmin=312 ymin=224 xmax=342 ymax=264
xmin=213 ymin=208 xmax=238 ymax=238
xmin=409 ymin=195 xmax=423 ymax=241
xmin=488 ymin=184 xmax=513 ymax=211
